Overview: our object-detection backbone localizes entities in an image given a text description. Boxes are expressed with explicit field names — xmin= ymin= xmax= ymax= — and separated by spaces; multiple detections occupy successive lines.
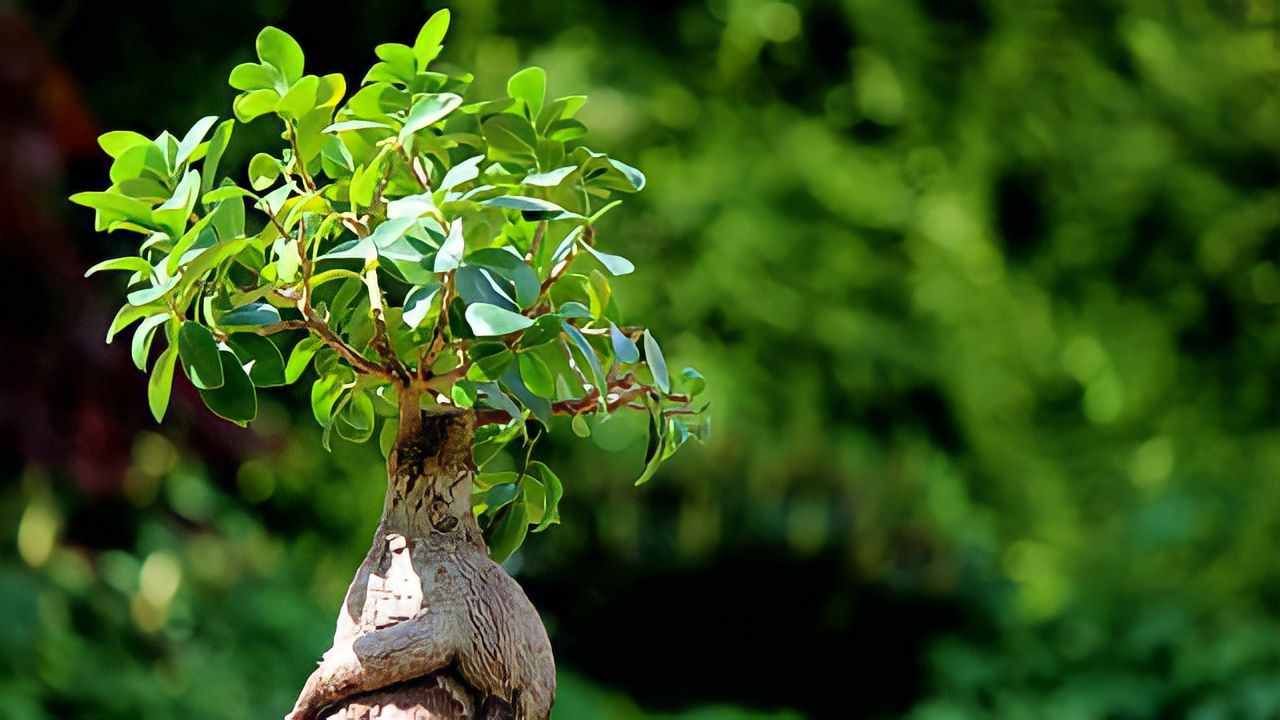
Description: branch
xmin=527 ymin=221 xmax=546 ymax=265
xmin=364 ymin=262 xmax=412 ymax=384
xmin=253 ymin=320 xmax=309 ymax=335
xmin=419 ymin=275 xmax=454 ymax=380
xmin=474 ymin=379 xmax=657 ymax=425
xmin=312 ymin=317 xmax=396 ymax=380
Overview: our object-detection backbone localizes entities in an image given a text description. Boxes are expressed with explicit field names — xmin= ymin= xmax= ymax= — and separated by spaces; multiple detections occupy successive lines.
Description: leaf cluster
xmin=75 ymin=11 xmax=708 ymax=561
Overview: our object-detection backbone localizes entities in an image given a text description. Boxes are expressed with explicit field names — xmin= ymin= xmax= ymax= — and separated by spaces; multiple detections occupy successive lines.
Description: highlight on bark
xmin=72 ymin=9 xmax=709 ymax=718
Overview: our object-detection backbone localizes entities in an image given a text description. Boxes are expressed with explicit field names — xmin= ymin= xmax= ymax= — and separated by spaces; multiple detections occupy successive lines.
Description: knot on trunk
xmin=385 ymin=407 xmax=481 ymax=541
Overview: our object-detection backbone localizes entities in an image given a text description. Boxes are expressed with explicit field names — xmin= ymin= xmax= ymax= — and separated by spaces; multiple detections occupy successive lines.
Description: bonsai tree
xmin=73 ymin=11 xmax=708 ymax=719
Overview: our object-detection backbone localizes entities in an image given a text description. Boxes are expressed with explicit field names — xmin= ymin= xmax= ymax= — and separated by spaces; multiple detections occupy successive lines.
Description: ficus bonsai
xmin=73 ymin=10 xmax=708 ymax=719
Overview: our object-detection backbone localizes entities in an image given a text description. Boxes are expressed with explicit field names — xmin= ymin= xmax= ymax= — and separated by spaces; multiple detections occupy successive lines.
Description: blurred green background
xmin=3 ymin=0 xmax=1279 ymax=717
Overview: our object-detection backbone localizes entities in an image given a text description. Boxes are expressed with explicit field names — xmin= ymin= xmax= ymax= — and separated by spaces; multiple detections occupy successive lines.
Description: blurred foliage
xmin=5 ymin=0 xmax=1280 ymax=718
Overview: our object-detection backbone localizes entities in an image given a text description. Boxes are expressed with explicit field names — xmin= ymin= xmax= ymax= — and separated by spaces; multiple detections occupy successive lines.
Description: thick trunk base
xmin=289 ymin=407 xmax=555 ymax=720
xmin=320 ymin=670 xmax=514 ymax=720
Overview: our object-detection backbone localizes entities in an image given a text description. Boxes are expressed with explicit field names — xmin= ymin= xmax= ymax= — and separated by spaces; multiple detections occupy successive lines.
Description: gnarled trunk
xmin=288 ymin=397 xmax=555 ymax=720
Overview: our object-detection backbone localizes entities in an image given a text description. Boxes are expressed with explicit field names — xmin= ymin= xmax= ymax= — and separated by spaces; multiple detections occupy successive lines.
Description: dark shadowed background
xmin=3 ymin=0 xmax=1280 ymax=718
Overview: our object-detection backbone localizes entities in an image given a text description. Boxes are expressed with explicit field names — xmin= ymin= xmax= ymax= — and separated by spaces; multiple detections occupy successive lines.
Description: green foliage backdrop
xmin=4 ymin=0 xmax=1280 ymax=718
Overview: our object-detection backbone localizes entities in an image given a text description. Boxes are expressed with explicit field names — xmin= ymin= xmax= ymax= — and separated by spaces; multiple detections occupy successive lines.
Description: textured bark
xmin=287 ymin=399 xmax=555 ymax=720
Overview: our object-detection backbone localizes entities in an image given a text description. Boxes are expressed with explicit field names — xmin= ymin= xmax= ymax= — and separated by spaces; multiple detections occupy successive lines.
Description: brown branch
xmin=527 ymin=221 xmax=546 ymax=265
xmin=473 ymin=380 xmax=653 ymax=425
xmin=419 ymin=275 xmax=454 ymax=380
xmin=302 ymin=310 xmax=397 ymax=381
xmin=363 ymin=262 xmax=412 ymax=385
xmin=253 ymin=320 xmax=309 ymax=335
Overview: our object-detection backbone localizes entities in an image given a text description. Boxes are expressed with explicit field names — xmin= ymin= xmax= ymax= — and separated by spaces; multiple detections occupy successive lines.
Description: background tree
xmin=73 ymin=12 xmax=707 ymax=719
xmin=5 ymin=0 xmax=1280 ymax=718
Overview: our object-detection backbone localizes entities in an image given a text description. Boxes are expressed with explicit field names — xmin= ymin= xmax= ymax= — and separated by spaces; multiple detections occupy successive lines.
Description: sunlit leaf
xmin=466 ymin=303 xmax=533 ymax=336
xmin=643 ymin=329 xmax=670 ymax=394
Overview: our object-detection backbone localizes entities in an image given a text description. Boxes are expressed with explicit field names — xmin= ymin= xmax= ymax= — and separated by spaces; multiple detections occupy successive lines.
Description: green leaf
xmin=219 ymin=302 xmax=281 ymax=328
xmin=148 ymin=342 xmax=179 ymax=423
xmin=178 ymin=321 xmax=225 ymax=389
xmin=335 ymin=389 xmax=375 ymax=442
xmin=311 ymin=372 xmax=348 ymax=425
xmin=107 ymin=303 xmax=161 ymax=344
xmin=276 ymin=74 xmax=319 ymax=119
xmin=580 ymin=241 xmax=635 ymax=276
xmin=85 ymin=256 xmax=151 ymax=278
xmin=229 ymin=62 xmax=279 ymax=92
xmin=202 ymin=185 xmax=255 ymax=205
xmin=522 ymin=166 xmax=576 ymax=187
xmin=201 ymin=120 xmax=236 ymax=200
xmin=285 ymin=336 xmax=323 ymax=384
xmin=248 ymin=153 xmax=281 ymax=191
xmin=374 ymin=43 xmax=416 ymax=82
xmin=399 ymin=93 xmax=463 ymax=143
xmin=350 ymin=148 xmax=388 ymax=211
xmin=318 ymin=238 xmax=372 ymax=263
xmin=175 ymin=115 xmax=218 ymax=168
xmin=451 ymin=380 xmax=477 ymax=409
xmin=571 ymin=412 xmax=590 ymax=438
xmin=386 ymin=192 xmax=436 ymax=220
xmin=556 ymin=301 xmax=592 ymax=320
xmin=413 ymin=9 xmax=451 ymax=69
xmin=529 ymin=461 xmax=563 ymax=532
xmin=198 ymin=350 xmax=258 ymax=424
xmin=131 ymin=314 xmax=169 ymax=371
xmin=501 ymin=365 xmax=552 ymax=425
xmin=434 ymin=218 xmax=465 ymax=272
xmin=403 ymin=283 xmax=440 ymax=329
xmin=634 ymin=428 xmax=666 ymax=486
xmin=378 ymin=418 xmax=399 ymax=458
xmin=468 ymin=343 xmax=514 ymax=382
xmin=680 ymin=367 xmax=706 ymax=397
xmin=466 ymin=304 xmax=533 ymax=336
xmin=610 ymin=323 xmax=640 ymax=363
xmin=153 ymin=169 xmax=200 ymax=239
xmin=484 ymin=196 xmax=570 ymax=215
xmin=487 ymin=500 xmax=529 ymax=563
xmin=608 ymin=158 xmax=646 ymax=191
xmin=518 ymin=352 xmax=554 ymax=399
xmin=98 ymin=130 xmax=150 ymax=159
xmin=233 ymin=89 xmax=280 ymax=123
xmin=563 ymin=322 xmax=607 ymax=399
xmin=320 ymin=135 xmax=355 ymax=176
xmin=520 ymin=315 xmax=562 ymax=349
xmin=256 ymin=26 xmax=304 ymax=85
xmin=440 ymin=155 xmax=484 ymax=192
xmin=466 ymin=248 xmax=539 ymax=308
xmin=323 ymin=119 xmax=393 ymax=134
xmin=478 ymin=382 xmax=522 ymax=420
xmin=573 ymin=147 xmax=647 ymax=192
xmin=482 ymin=114 xmax=537 ymax=163
xmin=173 ymin=238 xmax=249 ymax=300
xmin=126 ymin=275 xmax=178 ymax=306
xmin=209 ymin=194 xmax=245 ymax=242
xmin=643 ymin=330 xmax=670 ymax=394
xmin=70 ymin=191 xmax=154 ymax=227
xmin=507 ymin=66 xmax=546 ymax=120
xmin=227 ymin=334 xmax=286 ymax=387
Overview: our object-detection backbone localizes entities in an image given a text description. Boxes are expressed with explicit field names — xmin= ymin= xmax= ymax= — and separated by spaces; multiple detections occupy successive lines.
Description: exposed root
xmin=287 ymin=409 xmax=555 ymax=720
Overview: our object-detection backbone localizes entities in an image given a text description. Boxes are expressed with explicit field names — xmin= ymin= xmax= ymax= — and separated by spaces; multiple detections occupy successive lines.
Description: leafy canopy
xmin=73 ymin=10 xmax=708 ymax=561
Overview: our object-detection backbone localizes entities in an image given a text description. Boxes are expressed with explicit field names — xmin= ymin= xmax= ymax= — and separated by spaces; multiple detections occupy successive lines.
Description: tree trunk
xmin=287 ymin=396 xmax=555 ymax=720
